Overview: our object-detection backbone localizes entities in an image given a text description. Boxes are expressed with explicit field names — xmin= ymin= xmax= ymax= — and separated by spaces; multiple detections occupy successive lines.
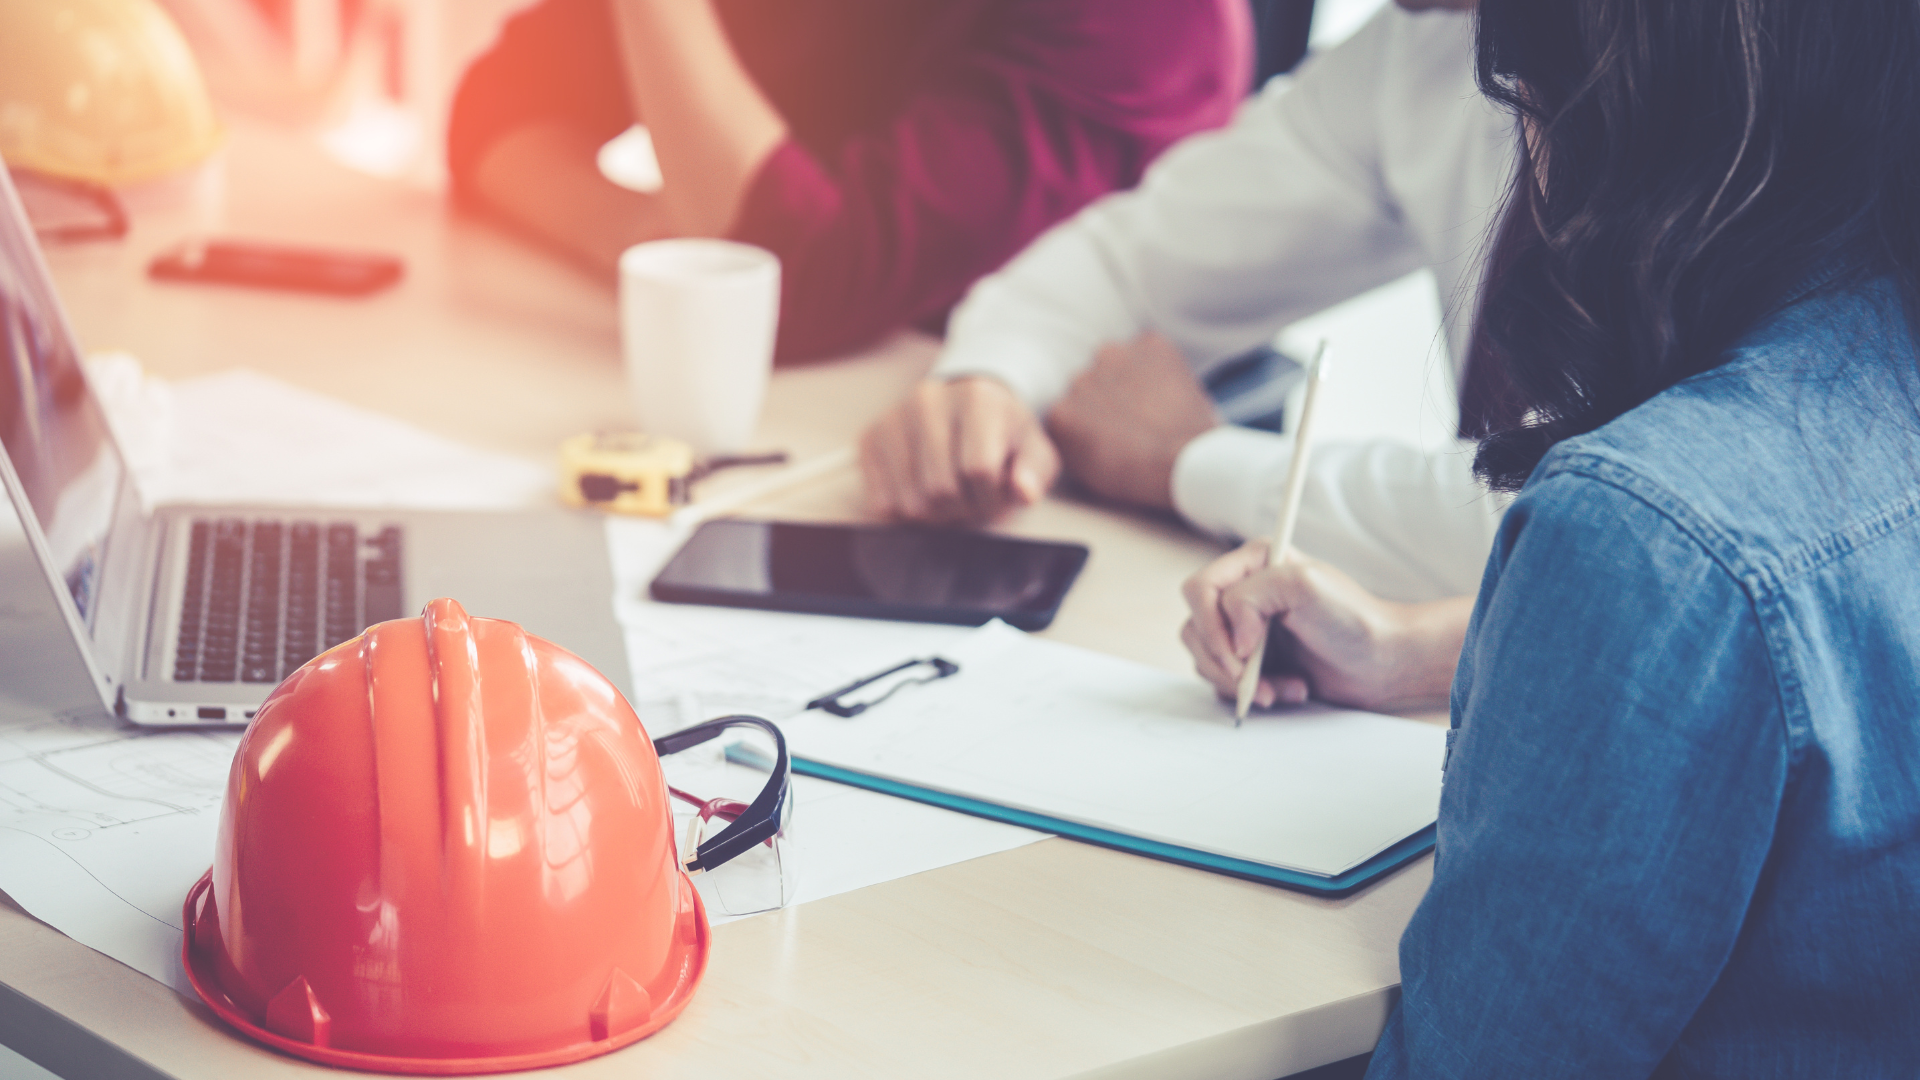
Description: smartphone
xmin=149 ymin=240 xmax=403 ymax=296
xmin=650 ymin=519 xmax=1089 ymax=630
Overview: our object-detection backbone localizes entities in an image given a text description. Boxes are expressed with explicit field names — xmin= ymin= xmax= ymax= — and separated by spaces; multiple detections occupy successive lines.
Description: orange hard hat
xmin=182 ymin=598 xmax=708 ymax=1074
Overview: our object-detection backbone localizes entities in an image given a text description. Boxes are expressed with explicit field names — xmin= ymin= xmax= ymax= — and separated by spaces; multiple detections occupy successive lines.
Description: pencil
xmin=1234 ymin=341 xmax=1330 ymax=723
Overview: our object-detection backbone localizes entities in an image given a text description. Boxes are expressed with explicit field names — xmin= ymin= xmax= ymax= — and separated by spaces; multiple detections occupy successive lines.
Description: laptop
xmin=0 ymin=163 xmax=630 ymax=726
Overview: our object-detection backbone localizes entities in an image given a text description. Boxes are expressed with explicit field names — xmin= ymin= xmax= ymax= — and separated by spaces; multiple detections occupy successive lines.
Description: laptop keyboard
xmin=172 ymin=518 xmax=404 ymax=684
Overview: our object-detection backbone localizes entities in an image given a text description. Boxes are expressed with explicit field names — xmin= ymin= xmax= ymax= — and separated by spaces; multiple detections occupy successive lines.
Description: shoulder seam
xmin=1537 ymin=453 xmax=1759 ymax=591
xmin=1547 ymin=449 xmax=1920 ymax=588
xmin=1533 ymin=455 xmax=1808 ymax=764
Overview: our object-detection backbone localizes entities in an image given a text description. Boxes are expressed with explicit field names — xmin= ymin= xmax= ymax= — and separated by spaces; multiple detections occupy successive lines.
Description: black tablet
xmin=649 ymin=519 xmax=1089 ymax=630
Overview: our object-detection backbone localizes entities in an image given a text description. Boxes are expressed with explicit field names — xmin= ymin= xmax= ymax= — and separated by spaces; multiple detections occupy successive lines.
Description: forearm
xmin=935 ymin=209 xmax=1144 ymax=410
xmin=610 ymin=0 xmax=787 ymax=237
xmin=1376 ymin=595 xmax=1472 ymax=710
xmin=470 ymin=121 xmax=669 ymax=274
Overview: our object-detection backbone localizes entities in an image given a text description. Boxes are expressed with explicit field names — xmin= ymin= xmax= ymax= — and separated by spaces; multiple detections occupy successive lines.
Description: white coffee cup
xmin=618 ymin=238 xmax=781 ymax=455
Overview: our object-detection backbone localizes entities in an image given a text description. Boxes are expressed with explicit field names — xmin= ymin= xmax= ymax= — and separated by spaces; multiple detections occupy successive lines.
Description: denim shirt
xmin=1367 ymin=277 xmax=1920 ymax=1078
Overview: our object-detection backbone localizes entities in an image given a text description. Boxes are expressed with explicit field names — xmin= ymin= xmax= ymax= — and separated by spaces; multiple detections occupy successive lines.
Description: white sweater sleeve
xmin=935 ymin=5 xmax=1510 ymax=599
xmin=1173 ymin=426 xmax=1505 ymax=602
xmin=933 ymin=4 xmax=1425 ymax=408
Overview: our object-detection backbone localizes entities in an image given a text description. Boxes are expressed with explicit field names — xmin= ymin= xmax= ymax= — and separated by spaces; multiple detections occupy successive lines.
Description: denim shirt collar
xmin=1768 ymin=254 xmax=1866 ymax=320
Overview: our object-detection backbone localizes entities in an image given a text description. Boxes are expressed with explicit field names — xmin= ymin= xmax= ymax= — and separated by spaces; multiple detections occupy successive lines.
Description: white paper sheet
xmin=87 ymin=354 xmax=555 ymax=511
xmin=782 ymin=621 xmax=1446 ymax=879
xmin=605 ymin=515 xmax=1046 ymax=923
xmin=0 ymin=362 xmax=1042 ymax=997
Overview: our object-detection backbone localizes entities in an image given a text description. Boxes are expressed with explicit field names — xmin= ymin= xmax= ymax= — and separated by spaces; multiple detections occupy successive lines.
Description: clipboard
xmin=781 ymin=622 xmax=1445 ymax=898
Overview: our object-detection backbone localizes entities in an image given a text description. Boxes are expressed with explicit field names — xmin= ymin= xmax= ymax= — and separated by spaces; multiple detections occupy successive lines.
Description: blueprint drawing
xmin=0 ymin=699 xmax=237 ymax=993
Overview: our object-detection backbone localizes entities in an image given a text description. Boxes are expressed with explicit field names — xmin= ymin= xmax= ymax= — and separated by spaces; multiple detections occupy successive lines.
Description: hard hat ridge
xmin=185 ymin=597 xmax=708 ymax=1073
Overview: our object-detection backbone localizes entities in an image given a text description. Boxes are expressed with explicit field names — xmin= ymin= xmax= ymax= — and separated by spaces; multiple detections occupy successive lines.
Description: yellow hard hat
xmin=0 ymin=0 xmax=222 ymax=187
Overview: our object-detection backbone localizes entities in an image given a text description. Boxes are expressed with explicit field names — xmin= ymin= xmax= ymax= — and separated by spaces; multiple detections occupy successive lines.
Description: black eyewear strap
xmin=652 ymin=715 xmax=790 ymax=874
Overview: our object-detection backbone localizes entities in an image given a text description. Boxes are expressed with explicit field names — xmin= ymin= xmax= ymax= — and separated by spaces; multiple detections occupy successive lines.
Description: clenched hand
xmin=1046 ymin=332 xmax=1219 ymax=510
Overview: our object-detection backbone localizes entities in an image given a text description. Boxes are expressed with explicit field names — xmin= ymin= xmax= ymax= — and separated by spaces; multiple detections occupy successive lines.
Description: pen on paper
xmin=1233 ymin=341 xmax=1330 ymax=725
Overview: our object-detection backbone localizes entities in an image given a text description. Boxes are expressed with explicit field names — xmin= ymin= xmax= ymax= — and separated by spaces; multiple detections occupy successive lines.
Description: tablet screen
xmin=650 ymin=519 xmax=1088 ymax=630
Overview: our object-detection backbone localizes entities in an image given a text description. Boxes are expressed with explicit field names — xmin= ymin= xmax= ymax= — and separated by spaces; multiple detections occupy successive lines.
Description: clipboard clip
xmin=806 ymin=656 xmax=960 ymax=718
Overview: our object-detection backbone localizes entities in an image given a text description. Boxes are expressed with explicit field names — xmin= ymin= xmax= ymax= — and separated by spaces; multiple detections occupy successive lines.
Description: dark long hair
xmin=1468 ymin=0 xmax=1920 ymax=491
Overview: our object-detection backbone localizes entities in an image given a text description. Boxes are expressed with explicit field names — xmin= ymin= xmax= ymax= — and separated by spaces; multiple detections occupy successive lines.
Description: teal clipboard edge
xmin=792 ymin=756 xmax=1437 ymax=898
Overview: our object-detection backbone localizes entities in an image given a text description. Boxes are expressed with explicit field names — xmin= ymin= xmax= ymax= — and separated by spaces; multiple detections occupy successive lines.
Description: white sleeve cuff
xmin=1170 ymin=425 xmax=1292 ymax=540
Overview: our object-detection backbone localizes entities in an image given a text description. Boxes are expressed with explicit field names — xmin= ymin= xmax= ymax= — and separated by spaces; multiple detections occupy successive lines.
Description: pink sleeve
xmin=732 ymin=0 xmax=1252 ymax=363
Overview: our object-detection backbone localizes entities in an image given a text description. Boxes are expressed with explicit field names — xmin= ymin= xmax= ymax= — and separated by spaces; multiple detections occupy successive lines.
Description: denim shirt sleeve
xmin=1366 ymin=466 xmax=1790 ymax=1079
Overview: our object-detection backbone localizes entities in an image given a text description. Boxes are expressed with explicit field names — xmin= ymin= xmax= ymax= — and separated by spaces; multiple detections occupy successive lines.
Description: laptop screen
xmin=0 ymin=167 xmax=130 ymax=630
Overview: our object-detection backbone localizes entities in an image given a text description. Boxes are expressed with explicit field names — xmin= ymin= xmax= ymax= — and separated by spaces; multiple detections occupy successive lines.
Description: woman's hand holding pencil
xmin=1177 ymin=341 xmax=1470 ymax=717
xmin=1180 ymin=544 xmax=1469 ymax=714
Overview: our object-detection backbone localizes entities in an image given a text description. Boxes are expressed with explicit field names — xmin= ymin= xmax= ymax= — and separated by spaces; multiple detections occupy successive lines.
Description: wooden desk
xmin=0 ymin=123 xmax=1430 ymax=1080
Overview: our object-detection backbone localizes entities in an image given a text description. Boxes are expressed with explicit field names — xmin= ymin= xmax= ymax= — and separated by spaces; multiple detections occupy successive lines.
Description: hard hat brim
xmin=181 ymin=869 xmax=712 ymax=1074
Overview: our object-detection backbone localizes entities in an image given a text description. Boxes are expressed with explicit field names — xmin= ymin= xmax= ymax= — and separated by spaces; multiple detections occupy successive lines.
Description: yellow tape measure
xmin=558 ymin=432 xmax=696 ymax=517
xmin=560 ymin=432 xmax=790 ymax=517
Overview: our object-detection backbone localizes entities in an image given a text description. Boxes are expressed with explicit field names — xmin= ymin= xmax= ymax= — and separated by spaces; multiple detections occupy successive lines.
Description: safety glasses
xmin=653 ymin=715 xmax=795 ymax=917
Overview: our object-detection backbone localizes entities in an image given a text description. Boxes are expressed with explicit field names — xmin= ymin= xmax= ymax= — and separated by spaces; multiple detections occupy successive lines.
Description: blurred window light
xmin=1309 ymin=0 xmax=1391 ymax=51
xmin=598 ymin=126 xmax=663 ymax=194
xmin=318 ymin=96 xmax=421 ymax=178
